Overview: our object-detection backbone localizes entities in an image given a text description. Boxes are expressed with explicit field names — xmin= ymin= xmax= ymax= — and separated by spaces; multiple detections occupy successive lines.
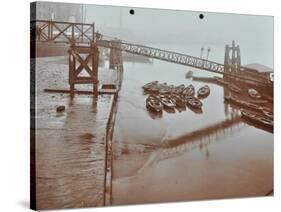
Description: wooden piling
xmin=68 ymin=43 xmax=99 ymax=97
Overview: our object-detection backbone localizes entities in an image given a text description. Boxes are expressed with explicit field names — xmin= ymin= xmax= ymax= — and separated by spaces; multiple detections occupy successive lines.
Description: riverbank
xmin=33 ymin=56 xmax=117 ymax=209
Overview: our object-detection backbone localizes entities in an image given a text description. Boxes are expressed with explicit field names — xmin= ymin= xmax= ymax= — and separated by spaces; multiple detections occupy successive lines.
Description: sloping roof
xmin=244 ymin=63 xmax=273 ymax=73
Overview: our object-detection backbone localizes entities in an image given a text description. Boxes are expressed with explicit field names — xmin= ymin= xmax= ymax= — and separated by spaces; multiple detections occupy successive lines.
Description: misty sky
xmin=36 ymin=2 xmax=274 ymax=68
xmin=85 ymin=4 xmax=273 ymax=68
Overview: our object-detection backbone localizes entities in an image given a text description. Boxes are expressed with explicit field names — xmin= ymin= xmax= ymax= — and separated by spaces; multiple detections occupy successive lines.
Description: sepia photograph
xmin=30 ymin=1 xmax=273 ymax=210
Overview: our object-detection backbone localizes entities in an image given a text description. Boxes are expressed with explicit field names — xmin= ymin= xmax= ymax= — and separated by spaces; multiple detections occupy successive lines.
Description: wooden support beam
xmin=52 ymin=23 xmax=72 ymax=42
xmin=70 ymin=51 xmax=93 ymax=77
xmin=67 ymin=43 xmax=99 ymax=97
xmin=75 ymin=54 xmax=92 ymax=76
xmin=74 ymin=25 xmax=92 ymax=41
xmin=44 ymin=88 xmax=117 ymax=95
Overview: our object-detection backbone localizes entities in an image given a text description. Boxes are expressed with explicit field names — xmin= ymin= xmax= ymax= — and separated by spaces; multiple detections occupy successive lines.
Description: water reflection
xmin=123 ymin=115 xmax=246 ymax=176
xmin=160 ymin=115 xmax=243 ymax=159
xmin=147 ymin=109 xmax=163 ymax=119
xmin=186 ymin=105 xmax=203 ymax=114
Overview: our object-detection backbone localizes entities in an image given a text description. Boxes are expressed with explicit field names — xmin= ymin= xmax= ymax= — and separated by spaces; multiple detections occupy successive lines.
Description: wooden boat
xmin=175 ymin=84 xmax=185 ymax=94
xmin=249 ymin=99 xmax=269 ymax=105
xmin=146 ymin=95 xmax=163 ymax=113
xmin=248 ymin=88 xmax=261 ymax=99
xmin=263 ymin=94 xmax=273 ymax=102
xmin=142 ymin=81 xmax=158 ymax=89
xmin=262 ymin=110 xmax=273 ymax=120
xmin=197 ymin=85 xmax=210 ymax=98
xmin=185 ymin=95 xmax=195 ymax=102
xmin=168 ymin=85 xmax=176 ymax=94
xmin=158 ymin=83 xmax=170 ymax=94
xmin=185 ymin=95 xmax=203 ymax=113
xmin=157 ymin=82 xmax=168 ymax=89
xmin=228 ymin=83 xmax=241 ymax=93
xmin=186 ymin=96 xmax=202 ymax=109
xmin=147 ymin=86 xmax=159 ymax=93
xmin=240 ymin=109 xmax=273 ymax=128
xmin=244 ymin=101 xmax=262 ymax=111
xmin=171 ymin=94 xmax=186 ymax=108
xmin=183 ymin=84 xmax=195 ymax=96
xmin=158 ymin=94 xmax=176 ymax=109
xmin=142 ymin=82 xmax=160 ymax=94
xmin=224 ymin=94 xmax=263 ymax=112
xmin=185 ymin=71 xmax=193 ymax=79
xmin=158 ymin=88 xmax=169 ymax=94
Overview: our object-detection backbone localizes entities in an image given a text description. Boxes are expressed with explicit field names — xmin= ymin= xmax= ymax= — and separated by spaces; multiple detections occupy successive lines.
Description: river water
xmin=33 ymin=43 xmax=273 ymax=207
xmin=111 ymin=43 xmax=273 ymax=205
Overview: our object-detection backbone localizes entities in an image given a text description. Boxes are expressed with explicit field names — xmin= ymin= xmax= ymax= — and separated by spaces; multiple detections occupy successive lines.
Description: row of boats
xmin=146 ymin=94 xmax=203 ymax=114
xmin=143 ymin=81 xmax=211 ymax=114
xmin=142 ymin=81 xmax=210 ymax=98
xmin=142 ymin=78 xmax=273 ymax=131
xmin=224 ymin=94 xmax=273 ymax=129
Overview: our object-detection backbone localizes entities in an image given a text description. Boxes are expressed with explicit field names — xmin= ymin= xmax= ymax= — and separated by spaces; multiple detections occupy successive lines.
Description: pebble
xmin=56 ymin=105 xmax=65 ymax=112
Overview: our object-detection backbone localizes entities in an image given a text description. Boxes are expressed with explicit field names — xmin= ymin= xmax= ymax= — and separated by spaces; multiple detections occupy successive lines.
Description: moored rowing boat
xmin=158 ymin=94 xmax=176 ymax=109
xmin=186 ymin=96 xmax=202 ymax=109
xmin=171 ymin=94 xmax=186 ymax=108
xmin=185 ymin=71 xmax=193 ymax=79
xmin=197 ymin=85 xmax=210 ymax=98
xmin=146 ymin=95 xmax=163 ymax=113
xmin=240 ymin=109 xmax=273 ymax=128
xmin=262 ymin=110 xmax=273 ymax=120
xmin=224 ymin=94 xmax=263 ymax=112
xmin=183 ymin=84 xmax=195 ymax=96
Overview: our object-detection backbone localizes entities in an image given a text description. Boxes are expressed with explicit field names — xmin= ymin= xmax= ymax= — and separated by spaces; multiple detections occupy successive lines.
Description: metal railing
xmin=97 ymin=40 xmax=225 ymax=74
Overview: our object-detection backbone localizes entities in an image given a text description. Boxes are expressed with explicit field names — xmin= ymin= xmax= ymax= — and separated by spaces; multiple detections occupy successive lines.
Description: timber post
xmin=109 ymin=39 xmax=123 ymax=90
xmin=92 ymin=22 xmax=95 ymax=42
xmin=68 ymin=42 xmax=99 ymax=98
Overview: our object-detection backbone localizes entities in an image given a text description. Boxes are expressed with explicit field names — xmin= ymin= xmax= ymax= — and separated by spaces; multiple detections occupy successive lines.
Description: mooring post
xmin=71 ymin=23 xmax=75 ymax=43
xmin=50 ymin=19 xmax=53 ymax=41
xmin=68 ymin=43 xmax=75 ymax=98
xmin=108 ymin=39 xmax=123 ymax=90
xmin=92 ymin=42 xmax=99 ymax=97
xmin=109 ymin=44 xmax=115 ymax=70
xmin=47 ymin=21 xmax=50 ymax=41
xmin=92 ymin=22 xmax=95 ymax=42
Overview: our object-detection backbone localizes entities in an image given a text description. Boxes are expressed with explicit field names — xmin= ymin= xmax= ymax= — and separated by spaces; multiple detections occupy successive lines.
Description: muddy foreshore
xmin=33 ymin=56 xmax=116 ymax=209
